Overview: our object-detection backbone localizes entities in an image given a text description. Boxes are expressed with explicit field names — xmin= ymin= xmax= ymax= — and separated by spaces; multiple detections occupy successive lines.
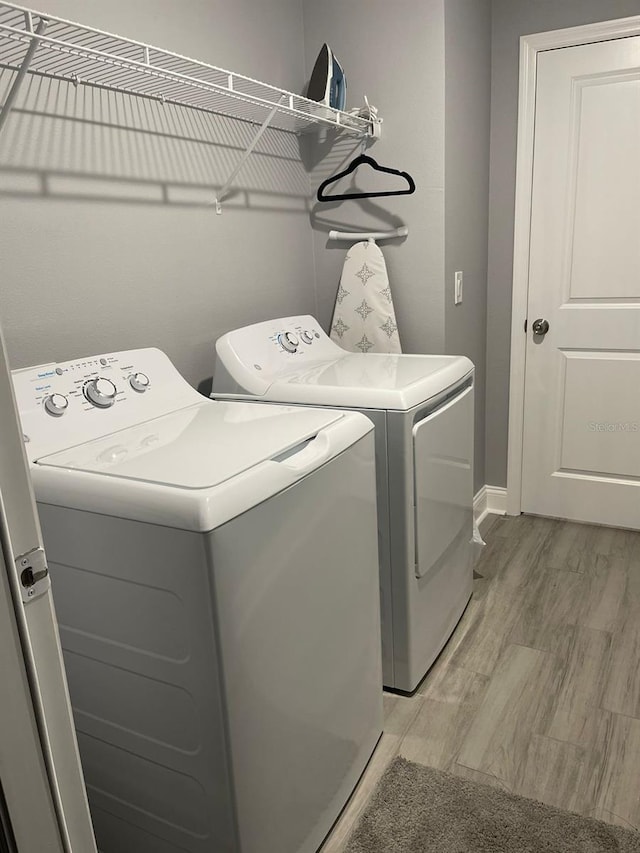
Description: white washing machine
xmin=12 ymin=347 xmax=383 ymax=853
xmin=213 ymin=316 xmax=475 ymax=693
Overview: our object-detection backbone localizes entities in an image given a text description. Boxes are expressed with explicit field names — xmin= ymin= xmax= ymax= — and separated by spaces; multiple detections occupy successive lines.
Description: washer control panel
xmin=13 ymin=348 xmax=201 ymax=460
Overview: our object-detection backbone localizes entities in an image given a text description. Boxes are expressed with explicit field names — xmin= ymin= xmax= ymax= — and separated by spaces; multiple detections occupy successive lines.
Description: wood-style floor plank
xmin=506 ymin=567 xmax=582 ymax=657
xmin=456 ymin=643 xmax=561 ymax=790
xmin=545 ymin=625 xmax=612 ymax=747
xmin=449 ymin=762 xmax=510 ymax=791
xmin=577 ymin=557 xmax=627 ymax=633
xmin=543 ymin=520 xmax=611 ymax=574
xmin=517 ymin=734 xmax=588 ymax=813
xmin=582 ymin=711 xmax=640 ymax=831
xmin=400 ymin=665 xmax=488 ymax=771
xmin=382 ymin=690 xmax=424 ymax=738
xmin=538 ymin=520 xmax=588 ymax=572
xmin=601 ymin=621 xmax=640 ymax=719
xmin=443 ymin=589 xmax=523 ymax=677
xmin=321 ymin=516 xmax=640 ymax=851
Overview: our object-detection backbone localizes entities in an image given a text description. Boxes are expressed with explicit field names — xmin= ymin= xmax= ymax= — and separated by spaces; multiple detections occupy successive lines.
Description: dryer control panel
xmin=13 ymin=348 xmax=202 ymax=461
xmin=214 ymin=315 xmax=345 ymax=396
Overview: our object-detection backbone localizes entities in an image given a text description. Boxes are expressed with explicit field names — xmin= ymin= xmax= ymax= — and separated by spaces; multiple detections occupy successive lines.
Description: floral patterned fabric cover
xmin=330 ymin=240 xmax=402 ymax=353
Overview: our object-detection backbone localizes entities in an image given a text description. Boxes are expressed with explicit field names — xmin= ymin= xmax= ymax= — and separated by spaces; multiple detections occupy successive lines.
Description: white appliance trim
xmin=506 ymin=15 xmax=640 ymax=516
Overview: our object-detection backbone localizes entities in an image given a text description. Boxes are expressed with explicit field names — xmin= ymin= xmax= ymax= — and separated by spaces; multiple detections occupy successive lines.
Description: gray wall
xmin=486 ymin=0 xmax=640 ymax=487
xmin=0 ymin=0 xmax=313 ymax=389
xmin=301 ymin=0 xmax=446 ymax=354
xmin=444 ymin=0 xmax=491 ymax=493
xmin=303 ymin=0 xmax=491 ymax=491
xmin=11 ymin=1 xmax=618 ymax=494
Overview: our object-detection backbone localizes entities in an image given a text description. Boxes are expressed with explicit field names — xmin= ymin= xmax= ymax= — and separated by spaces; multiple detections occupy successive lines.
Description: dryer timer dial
xmin=278 ymin=332 xmax=299 ymax=353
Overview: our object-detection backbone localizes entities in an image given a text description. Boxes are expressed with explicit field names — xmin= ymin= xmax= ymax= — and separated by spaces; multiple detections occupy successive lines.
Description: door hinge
xmin=16 ymin=547 xmax=50 ymax=603
xmin=524 ymin=318 xmax=528 ymax=333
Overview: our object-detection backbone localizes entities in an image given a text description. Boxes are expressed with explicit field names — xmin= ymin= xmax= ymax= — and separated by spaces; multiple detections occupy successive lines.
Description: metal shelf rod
xmin=328 ymin=226 xmax=409 ymax=242
xmin=213 ymin=99 xmax=283 ymax=214
xmin=0 ymin=12 xmax=45 ymax=132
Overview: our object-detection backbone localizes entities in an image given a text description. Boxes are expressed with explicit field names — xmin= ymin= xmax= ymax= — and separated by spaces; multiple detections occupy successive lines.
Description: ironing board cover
xmin=330 ymin=240 xmax=402 ymax=353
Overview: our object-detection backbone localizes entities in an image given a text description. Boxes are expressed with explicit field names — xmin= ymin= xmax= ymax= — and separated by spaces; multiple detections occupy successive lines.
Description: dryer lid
xmin=36 ymin=400 xmax=342 ymax=489
xmin=266 ymin=353 xmax=474 ymax=411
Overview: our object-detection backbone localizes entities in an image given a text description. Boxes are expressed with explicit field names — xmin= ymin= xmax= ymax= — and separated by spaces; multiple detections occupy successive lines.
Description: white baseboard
xmin=474 ymin=485 xmax=508 ymax=529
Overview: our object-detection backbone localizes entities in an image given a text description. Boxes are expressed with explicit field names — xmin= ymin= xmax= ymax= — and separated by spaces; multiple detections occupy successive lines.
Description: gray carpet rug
xmin=345 ymin=757 xmax=640 ymax=852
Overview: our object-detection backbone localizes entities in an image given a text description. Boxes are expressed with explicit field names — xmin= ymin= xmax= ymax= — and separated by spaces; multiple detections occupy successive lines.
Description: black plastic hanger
xmin=316 ymin=154 xmax=416 ymax=202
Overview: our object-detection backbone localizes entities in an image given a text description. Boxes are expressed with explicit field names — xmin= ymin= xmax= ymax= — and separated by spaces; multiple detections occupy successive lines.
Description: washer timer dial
xmin=84 ymin=377 xmax=117 ymax=408
xmin=278 ymin=332 xmax=299 ymax=353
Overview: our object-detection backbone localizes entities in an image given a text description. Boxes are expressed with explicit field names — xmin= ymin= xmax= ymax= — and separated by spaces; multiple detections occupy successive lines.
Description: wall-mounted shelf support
xmin=0 ymin=10 xmax=45 ymax=132
xmin=213 ymin=98 xmax=283 ymax=214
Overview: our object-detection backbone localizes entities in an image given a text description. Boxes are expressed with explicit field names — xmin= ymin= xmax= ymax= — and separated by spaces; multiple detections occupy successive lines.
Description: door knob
xmin=532 ymin=318 xmax=550 ymax=336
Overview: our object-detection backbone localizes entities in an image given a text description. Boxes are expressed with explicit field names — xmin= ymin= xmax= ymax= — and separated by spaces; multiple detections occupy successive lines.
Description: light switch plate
xmin=454 ymin=271 xmax=463 ymax=305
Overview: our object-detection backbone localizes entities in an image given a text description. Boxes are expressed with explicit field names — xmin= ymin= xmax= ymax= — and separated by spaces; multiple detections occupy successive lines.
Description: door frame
xmin=0 ymin=325 xmax=96 ymax=852
xmin=506 ymin=15 xmax=640 ymax=515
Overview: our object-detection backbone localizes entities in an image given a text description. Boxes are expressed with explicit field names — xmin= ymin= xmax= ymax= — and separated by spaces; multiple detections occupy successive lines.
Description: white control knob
xmin=278 ymin=331 xmax=299 ymax=353
xmin=129 ymin=372 xmax=150 ymax=393
xmin=84 ymin=377 xmax=117 ymax=408
xmin=300 ymin=330 xmax=314 ymax=345
xmin=44 ymin=393 xmax=69 ymax=417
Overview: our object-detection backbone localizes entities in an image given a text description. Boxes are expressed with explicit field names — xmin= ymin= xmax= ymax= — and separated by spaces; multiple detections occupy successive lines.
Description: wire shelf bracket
xmin=213 ymin=99 xmax=282 ymax=214
xmin=0 ymin=9 xmax=45 ymax=133
xmin=0 ymin=2 xmax=383 ymax=212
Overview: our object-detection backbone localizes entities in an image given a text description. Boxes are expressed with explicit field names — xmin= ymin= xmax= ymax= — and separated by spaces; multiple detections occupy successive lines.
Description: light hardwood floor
xmin=321 ymin=514 xmax=640 ymax=851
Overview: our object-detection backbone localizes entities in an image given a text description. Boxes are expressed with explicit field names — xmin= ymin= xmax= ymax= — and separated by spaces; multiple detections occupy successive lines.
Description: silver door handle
xmin=532 ymin=318 xmax=549 ymax=336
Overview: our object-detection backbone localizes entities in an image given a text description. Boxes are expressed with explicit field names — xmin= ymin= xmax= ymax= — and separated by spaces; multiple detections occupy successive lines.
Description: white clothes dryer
xmin=213 ymin=316 xmax=475 ymax=693
xmin=13 ymin=347 xmax=383 ymax=853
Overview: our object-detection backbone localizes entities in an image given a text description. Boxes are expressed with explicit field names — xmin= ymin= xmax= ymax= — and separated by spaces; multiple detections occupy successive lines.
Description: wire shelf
xmin=0 ymin=2 xmax=374 ymax=137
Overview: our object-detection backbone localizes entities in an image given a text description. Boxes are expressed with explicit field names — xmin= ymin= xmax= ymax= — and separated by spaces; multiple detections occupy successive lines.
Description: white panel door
xmin=522 ymin=36 xmax=640 ymax=528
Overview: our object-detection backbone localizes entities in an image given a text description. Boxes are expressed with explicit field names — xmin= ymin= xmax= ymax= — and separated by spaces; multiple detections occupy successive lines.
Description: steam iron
xmin=306 ymin=43 xmax=347 ymax=111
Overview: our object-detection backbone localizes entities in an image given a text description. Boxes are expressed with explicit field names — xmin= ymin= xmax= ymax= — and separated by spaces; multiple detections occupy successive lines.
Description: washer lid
xmin=266 ymin=353 xmax=474 ymax=410
xmin=36 ymin=400 xmax=342 ymax=489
